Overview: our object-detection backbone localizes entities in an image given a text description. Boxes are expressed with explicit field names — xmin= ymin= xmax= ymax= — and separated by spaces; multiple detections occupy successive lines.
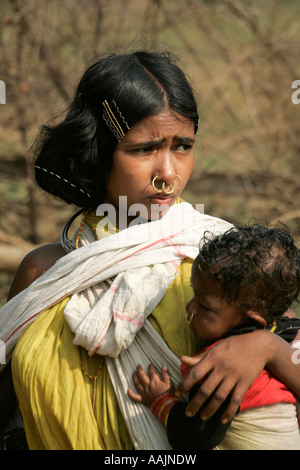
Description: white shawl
xmin=0 ymin=202 xmax=232 ymax=449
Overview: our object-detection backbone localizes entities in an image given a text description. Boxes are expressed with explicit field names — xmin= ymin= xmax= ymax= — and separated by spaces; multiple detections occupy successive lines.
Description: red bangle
xmin=151 ymin=393 xmax=182 ymax=427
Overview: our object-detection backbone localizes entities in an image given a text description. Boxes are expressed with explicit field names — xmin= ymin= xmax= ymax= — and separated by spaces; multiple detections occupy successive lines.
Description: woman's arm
xmin=7 ymin=243 xmax=66 ymax=300
xmin=175 ymin=329 xmax=300 ymax=423
xmin=0 ymin=243 xmax=65 ymax=428
xmin=0 ymin=361 xmax=17 ymax=428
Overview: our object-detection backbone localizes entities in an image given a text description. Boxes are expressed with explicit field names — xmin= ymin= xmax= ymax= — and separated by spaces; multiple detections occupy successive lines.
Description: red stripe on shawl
xmin=5 ymin=227 xmax=191 ymax=350
xmin=117 ymin=227 xmax=190 ymax=263
xmin=4 ymin=291 xmax=72 ymax=344
xmin=113 ymin=308 xmax=144 ymax=327
xmin=91 ymin=228 xmax=191 ymax=354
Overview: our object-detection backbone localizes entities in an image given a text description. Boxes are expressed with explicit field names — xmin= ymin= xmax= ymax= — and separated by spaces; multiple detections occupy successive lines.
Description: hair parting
xmin=32 ymin=50 xmax=199 ymax=209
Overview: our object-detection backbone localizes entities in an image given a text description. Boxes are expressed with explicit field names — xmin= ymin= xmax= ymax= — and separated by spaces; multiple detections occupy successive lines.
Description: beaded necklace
xmin=80 ymin=354 xmax=104 ymax=411
xmin=75 ymin=209 xmax=89 ymax=249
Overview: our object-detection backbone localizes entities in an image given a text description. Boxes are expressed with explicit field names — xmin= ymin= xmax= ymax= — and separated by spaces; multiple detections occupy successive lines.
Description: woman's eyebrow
xmin=133 ymin=139 xmax=164 ymax=147
xmin=130 ymin=136 xmax=195 ymax=147
xmin=173 ymin=136 xmax=195 ymax=144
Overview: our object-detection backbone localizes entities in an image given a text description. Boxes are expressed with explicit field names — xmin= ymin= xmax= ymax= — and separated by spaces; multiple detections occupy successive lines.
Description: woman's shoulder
xmin=7 ymin=243 xmax=66 ymax=300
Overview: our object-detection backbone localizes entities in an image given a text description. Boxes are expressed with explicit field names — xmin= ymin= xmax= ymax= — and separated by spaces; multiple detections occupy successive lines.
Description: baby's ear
xmin=245 ymin=310 xmax=267 ymax=328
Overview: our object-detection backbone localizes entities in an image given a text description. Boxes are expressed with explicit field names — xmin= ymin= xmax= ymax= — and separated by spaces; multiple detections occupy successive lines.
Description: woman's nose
xmin=154 ymin=151 xmax=177 ymax=184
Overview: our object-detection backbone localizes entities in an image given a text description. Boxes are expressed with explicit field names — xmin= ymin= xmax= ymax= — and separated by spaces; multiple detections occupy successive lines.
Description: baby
xmin=128 ymin=224 xmax=300 ymax=450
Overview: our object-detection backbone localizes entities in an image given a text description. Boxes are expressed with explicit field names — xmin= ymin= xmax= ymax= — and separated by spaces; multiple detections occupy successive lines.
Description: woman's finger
xmin=180 ymin=355 xmax=203 ymax=368
xmin=186 ymin=362 xmax=234 ymax=415
xmin=220 ymin=382 xmax=249 ymax=424
xmin=175 ymin=353 xmax=212 ymax=397
xmin=188 ymin=376 xmax=238 ymax=420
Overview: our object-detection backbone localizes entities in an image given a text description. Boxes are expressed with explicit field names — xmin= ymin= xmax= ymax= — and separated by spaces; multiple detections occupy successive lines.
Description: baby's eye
xmin=198 ymin=301 xmax=209 ymax=311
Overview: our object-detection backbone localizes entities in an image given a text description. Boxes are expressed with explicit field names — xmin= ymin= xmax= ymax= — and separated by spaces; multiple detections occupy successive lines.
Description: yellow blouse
xmin=12 ymin=211 xmax=197 ymax=450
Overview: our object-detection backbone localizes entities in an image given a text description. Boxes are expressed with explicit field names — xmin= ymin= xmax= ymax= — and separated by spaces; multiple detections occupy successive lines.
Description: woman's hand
xmin=128 ymin=363 xmax=174 ymax=407
xmin=175 ymin=329 xmax=277 ymax=423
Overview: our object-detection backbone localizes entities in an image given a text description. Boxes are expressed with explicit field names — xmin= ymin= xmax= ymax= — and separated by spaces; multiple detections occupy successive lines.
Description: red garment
xmin=181 ymin=341 xmax=296 ymax=411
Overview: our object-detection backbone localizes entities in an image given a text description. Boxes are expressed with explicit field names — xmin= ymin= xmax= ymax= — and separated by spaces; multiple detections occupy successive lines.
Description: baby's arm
xmin=127 ymin=363 xmax=174 ymax=406
xmin=128 ymin=364 xmax=232 ymax=450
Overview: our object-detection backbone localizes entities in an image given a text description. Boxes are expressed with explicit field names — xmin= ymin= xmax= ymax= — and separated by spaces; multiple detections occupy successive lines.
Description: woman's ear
xmin=245 ymin=310 xmax=267 ymax=328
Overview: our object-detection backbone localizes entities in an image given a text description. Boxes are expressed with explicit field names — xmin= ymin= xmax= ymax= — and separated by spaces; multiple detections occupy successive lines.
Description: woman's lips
xmin=148 ymin=195 xmax=175 ymax=205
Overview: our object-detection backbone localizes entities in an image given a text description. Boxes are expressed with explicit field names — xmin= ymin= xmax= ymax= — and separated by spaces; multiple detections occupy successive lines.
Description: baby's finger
xmin=127 ymin=388 xmax=143 ymax=403
xmin=160 ymin=365 xmax=172 ymax=386
xmin=136 ymin=364 xmax=150 ymax=384
xmin=148 ymin=363 xmax=159 ymax=378
xmin=132 ymin=371 xmax=146 ymax=394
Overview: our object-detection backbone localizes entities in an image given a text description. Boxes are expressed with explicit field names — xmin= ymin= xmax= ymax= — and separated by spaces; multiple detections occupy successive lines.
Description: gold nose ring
xmin=152 ymin=175 xmax=182 ymax=194
xmin=152 ymin=176 xmax=164 ymax=193
xmin=164 ymin=181 xmax=175 ymax=195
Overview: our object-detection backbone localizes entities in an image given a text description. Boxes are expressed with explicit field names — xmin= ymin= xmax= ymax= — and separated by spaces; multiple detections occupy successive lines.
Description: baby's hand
xmin=128 ymin=363 xmax=174 ymax=407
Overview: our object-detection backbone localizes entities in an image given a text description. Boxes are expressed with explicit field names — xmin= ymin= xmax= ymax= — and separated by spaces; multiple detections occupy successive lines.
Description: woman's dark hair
xmin=196 ymin=225 xmax=300 ymax=322
xmin=33 ymin=50 xmax=199 ymax=208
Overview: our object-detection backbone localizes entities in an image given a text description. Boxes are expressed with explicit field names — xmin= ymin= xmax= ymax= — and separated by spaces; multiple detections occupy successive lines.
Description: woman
xmin=1 ymin=50 xmax=300 ymax=450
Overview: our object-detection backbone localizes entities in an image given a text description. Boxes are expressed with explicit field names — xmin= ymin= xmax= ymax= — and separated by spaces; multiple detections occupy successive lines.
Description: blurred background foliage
xmin=0 ymin=0 xmax=300 ymax=310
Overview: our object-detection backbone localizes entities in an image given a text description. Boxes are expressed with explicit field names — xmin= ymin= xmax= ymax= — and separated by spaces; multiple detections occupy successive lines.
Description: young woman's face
xmin=186 ymin=263 xmax=246 ymax=342
xmin=105 ymin=107 xmax=195 ymax=225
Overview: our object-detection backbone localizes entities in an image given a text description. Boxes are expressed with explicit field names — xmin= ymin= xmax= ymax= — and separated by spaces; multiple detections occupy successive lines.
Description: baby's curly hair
xmin=196 ymin=225 xmax=300 ymax=322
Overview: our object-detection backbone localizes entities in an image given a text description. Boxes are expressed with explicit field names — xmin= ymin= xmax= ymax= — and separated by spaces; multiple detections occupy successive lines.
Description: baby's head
xmin=186 ymin=225 xmax=300 ymax=342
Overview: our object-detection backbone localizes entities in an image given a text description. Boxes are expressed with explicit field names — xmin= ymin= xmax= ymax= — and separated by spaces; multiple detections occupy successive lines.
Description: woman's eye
xmin=175 ymin=144 xmax=193 ymax=152
xmin=133 ymin=147 xmax=153 ymax=153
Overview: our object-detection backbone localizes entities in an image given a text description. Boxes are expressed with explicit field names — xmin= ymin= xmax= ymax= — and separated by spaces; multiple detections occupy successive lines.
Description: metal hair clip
xmin=101 ymin=99 xmax=130 ymax=142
